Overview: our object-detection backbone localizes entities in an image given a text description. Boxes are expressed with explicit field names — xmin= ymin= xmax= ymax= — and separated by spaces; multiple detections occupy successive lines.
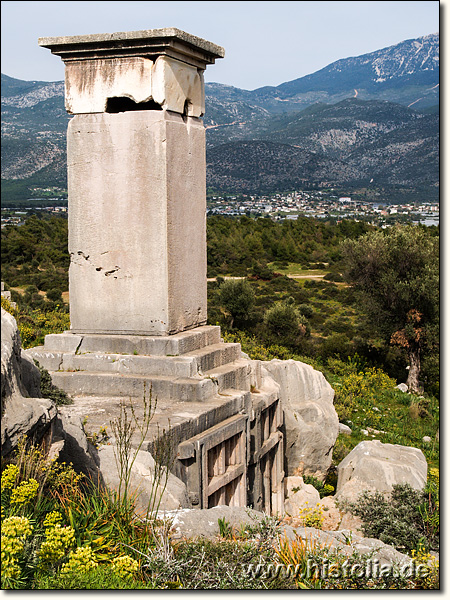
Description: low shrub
xmin=342 ymin=479 xmax=439 ymax=554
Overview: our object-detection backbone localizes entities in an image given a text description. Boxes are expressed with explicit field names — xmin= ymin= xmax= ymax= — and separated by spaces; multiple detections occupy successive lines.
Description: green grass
xmin=267 ymin=262 xmax=328 ymax=277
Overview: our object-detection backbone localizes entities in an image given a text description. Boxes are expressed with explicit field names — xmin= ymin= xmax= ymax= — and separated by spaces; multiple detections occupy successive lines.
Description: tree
xmin=341 ymin=225 xmax=439 ymax=393
xmin=218 ymin=278 xmax=255 ymax=329
xmin=263 ymin=298 xmax=310 ymax=344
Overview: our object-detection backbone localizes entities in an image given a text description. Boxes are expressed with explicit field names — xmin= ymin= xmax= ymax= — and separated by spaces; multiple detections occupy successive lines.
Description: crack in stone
xmin=71 ymin=252 xmax=123 ymax=278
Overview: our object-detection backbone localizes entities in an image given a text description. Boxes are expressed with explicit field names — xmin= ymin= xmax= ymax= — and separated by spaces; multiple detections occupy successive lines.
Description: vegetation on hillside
xmin=341 ymin=226 xmax=439 ymax=394
xmin=1 ymin=214 xmax=439 ymax=392
xmin=1 ymin=434 xmax=439 ymax=590
xmin=1 ymin=213 xmax=440 ymax=589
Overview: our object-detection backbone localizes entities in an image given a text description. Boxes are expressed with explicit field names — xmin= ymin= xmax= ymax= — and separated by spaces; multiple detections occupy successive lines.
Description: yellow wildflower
xmin=43 ymin=511 xmax=63 ymax=529
xmin=38 ymin=524 xmax=76 ymax=567
xmin=10 ymin=479 xmax=39 ymax=505
xmin=1 ymin=464 xmax=19 ymax=492
xmin=61 ymin=546 xmax=98 ymax=575
xmin=112 ymin=555 xmax=139 ymax=579
xmin=1 ymin=516 xmax=33 ymax=581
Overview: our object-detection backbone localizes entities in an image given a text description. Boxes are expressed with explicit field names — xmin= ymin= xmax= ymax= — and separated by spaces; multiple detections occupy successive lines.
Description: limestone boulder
xmin=339 ymin=423 xmax=352 ymax=435
xmin=283 ymin=475 xmax=320 ymax=518
xmin=284 ymin=526 xmax=411 ymax=569
xmin=51 ymin=411 xmax=102 ymax=484
xmin=261 ymin=359 xmax=338 ymax=479
xmin=1 ymin=308 xmax=57 ymax=456
xmin=164 ymin=506 xmax=267 ymax=540
xmin=335 ymin=440 xmax=427 ymax=503
xmin=396 ymin=383 xmax=409 ymax=393
xmin=317 ymin=495 xmax=342 ymax=531
xmin=97 ymin=445 xmax=189 ymax=516
xmin=337 ymin=511 xmax=363 ymax=535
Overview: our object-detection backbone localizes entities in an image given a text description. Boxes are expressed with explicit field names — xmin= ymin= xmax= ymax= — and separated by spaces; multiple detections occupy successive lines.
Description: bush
xmin=46 ymin=288 xmax=63 ymax=303
xmin=34 ymin=361 xmax=72 ymax=406
xmin=298 ymin=304 xmax=314 ymax=319
xmin=263 ymin=300 xmax=310 ymax=343
xmin=343 ymin=480 xmax=439 ymax=553
xmin=302 ymin=475 xmax=334 ymax=498
xmin=320 ymin=333 xmax=354 ymax=361
xmin=324 ymin=272 xmax=344 ymax=282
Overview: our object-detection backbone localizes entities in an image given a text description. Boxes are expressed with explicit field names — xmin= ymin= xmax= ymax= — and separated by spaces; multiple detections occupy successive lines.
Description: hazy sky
xmin=1 ymin=1 xmax=440 ymax=90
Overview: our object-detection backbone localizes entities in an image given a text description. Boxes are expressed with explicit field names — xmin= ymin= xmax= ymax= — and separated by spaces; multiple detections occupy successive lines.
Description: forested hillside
xmin=1 ymin=214 xmax=439 ymax=397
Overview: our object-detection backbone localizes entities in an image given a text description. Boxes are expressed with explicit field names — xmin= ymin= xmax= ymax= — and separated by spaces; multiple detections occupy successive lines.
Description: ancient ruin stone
xmin=97 ymin=445 xmax=189 ymax=515
xmin=38 ymin=29 xmax=224 ymax=337
xmin=335 ymin=440 xmax=428 ymax=503
xmin=261 ymin=359 xmax=339 ymax=479
xmin=283 ymin=475 xmax=321 ymax=518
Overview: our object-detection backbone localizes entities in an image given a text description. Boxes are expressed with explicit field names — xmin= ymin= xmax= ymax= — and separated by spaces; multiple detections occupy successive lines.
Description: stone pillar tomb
xmin=39 ymin=28 xmax=224 ymax=335
xmin=29 ymin=29 xmax=284 ymax=514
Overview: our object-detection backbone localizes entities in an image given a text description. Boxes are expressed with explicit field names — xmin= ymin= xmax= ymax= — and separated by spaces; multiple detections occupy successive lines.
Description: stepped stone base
xmin=25 ymin=325 xmax=284 ymax=514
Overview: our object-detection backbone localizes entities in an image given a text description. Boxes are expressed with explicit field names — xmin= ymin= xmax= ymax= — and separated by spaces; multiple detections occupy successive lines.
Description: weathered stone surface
xmin=1 ymin=308 xmax=57 ymax=456
xmin=261 ymin=359 xmax=338 ymax=479
xmin=161 ymin=505 xmax=267 ymax=540
xmin=67 ymin=111 xmax=207 ymax=336
xmin=20 ymin=351 xmax=42 ymax=399
xmin=285 ymin=526 xmax=411 ymax=568
xmin=64 ymin=55 xmax=205 ymax=117
xmin=283 ymin=475 xmax=320 ymax=518
xmin=337 ymin=510 xmax=363 ymax=534
xmin=335 ymin=440 xmax=428 ymax=502
xmin=65 ymin=57 xmax=154 ymax=114
xmin=39 ymin=28 xmax=225 ymax=70
xmin=152 ymin=55 xmax=204 ymax=116
xmin=317 ymin=495 xmax=342 ymax=531
xmin=34 ymin=327 xmax=221 ymax=357
xmin=52 ymin=413 xmax=101 ymax=483
xmin=339 ymin=423 xmax=352 ymax=435
xmin=97 ymin=445 xmax=189 ymax=516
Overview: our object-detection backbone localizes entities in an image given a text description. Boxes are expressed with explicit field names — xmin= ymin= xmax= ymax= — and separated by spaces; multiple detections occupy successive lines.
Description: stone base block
xmin=42 ymin=326 xmax=221 ymax=356
xmin=50 ymin=371 xmax=217 ymax=403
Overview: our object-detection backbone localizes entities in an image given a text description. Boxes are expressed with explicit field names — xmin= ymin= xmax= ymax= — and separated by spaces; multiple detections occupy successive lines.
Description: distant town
xmin=1 ymin=190 xmax=439 ymax=229
xmin=207 ymin=190 xmax=439 ymax=227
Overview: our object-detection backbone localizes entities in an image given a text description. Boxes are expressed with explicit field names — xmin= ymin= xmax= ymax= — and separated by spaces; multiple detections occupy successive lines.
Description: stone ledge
xmin=37 ymin=326 xmax=222 ymax=356
xmin=38 ymin=28 xmax=225 ymax=69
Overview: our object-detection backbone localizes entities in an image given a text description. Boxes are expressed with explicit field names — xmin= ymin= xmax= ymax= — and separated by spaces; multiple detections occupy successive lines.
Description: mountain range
xmin=1 ymin=32 xmax=439 ymax=203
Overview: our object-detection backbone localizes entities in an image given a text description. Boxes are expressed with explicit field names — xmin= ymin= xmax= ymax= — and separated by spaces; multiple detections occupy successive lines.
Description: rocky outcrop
xmin=317 ymin=495 xmax=343 ymax=531
xmin=261 ymin=359 xmax=338 ymax=479
xmin=164 ymin=505 xmax=265 ymax=540
xmin=1 ymin=308 xmax=57 ymax=456
xmin=161 ymin=505 xmax=412 ymax=570
xmin=50 ymin=412 xmax=102 ymax=484
xmin=335 ymin=440 xmax=428 ymax=503
xmin=97 ymin=445 xmax=189 ymax=516
xmin=288 ymin=527 xmax=412 ymax=569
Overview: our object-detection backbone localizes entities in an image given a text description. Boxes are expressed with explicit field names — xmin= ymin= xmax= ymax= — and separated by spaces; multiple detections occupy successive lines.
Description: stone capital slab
xmin=38 ymin=28 xmax=224 ymax=69
xmin=40 ymin=28 xmax=222 ymax=116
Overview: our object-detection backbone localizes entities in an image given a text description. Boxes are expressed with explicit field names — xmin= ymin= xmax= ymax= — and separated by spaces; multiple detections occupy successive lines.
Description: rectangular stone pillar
xmin=39 ymin=29 xmax=224 ymax=335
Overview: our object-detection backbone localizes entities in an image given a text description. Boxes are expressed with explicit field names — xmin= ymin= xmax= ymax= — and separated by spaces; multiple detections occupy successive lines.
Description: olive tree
xmin=341 ymin=225 xmax=439 ymax=393
xmin=218 ymin=278 xmax=255 ymax=329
